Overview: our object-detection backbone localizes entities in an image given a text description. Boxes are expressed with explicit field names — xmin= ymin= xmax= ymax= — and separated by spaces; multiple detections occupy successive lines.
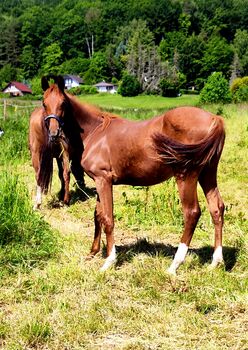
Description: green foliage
xmin=0 ymin=64 xmax=18 ymax=89
xmin=0 ymin=115 xmax=30 ymax=165
xmin=30 ymin=76 xmax=43 ymax=97
xmin=83 ymin=52 xmax=110 ymax=84
xmin=69 ymin=85 xmax=98 ymax=96
xmin=233 ymin=29 xmax=248 ymax=75
xmin=41 ymin=42 xmax=63 ymax=75
xmin=231 ymin=76 xmax=248 ymax=102
xmin=59 ymin=57 xmax=90 ymax=76
xmin=159 ymin=72 xmax=186 ymax=97
xmin=200 ymin=35 xmax=234 ymax=79
xmin=0 ymin=171 xmax=58 ymax=275
xmin=118 ymin=73 xmax=141 ymax=97
xmin=200 ymin=72 xmax=232 ymax=104
xmin=20 ymin=45 xmax=38 ymax=79
xmin=1 ymin=0 xmax=248 ymax=97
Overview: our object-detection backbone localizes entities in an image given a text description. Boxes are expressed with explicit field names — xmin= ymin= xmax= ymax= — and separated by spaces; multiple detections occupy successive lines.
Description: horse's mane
xmin=67 ymin=93 xmax=120 ymax=131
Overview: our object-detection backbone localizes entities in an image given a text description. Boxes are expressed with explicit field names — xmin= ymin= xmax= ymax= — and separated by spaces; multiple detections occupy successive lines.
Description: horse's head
xmin=42 ymin=75 xmax=68 ymax=143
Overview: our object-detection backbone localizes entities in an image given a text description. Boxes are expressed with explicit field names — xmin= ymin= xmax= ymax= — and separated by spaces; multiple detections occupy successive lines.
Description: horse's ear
xmin=56 ymin=75 xmax=65 ymax=92
xmin=41 ymin=76 xmax=50 ymax=91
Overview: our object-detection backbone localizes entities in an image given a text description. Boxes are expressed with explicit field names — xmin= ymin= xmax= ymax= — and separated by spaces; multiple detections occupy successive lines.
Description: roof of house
xmin=2 ymin=81 xmax=32 ymax=93
xmin=63 ymin=75 xmax=84 ymax=84
xmin=94 ymin=81 xmax=117 ymax=87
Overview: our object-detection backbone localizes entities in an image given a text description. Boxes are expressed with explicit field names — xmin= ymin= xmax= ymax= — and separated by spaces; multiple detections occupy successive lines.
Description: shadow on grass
xmin=113 ymin=238 xmax=239 ymax=271
xmin=47 ymin=186 xmax=96 ymax=208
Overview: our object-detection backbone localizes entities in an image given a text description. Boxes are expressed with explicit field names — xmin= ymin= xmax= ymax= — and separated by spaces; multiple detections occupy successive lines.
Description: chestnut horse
xmin=42 ymin=76 xmax=225 ymax=274
xmin=29 ymin=76 xmax=85 ymax=209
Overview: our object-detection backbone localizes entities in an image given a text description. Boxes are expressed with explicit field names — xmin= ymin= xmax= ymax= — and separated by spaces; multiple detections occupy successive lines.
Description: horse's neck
xmin=70 ymin=97 xmax=102 ymax=140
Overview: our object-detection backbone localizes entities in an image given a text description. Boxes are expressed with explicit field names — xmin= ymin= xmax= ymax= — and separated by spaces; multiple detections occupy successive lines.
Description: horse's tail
xmin=153 ymin=116 xmax=225 ymax=174
xmin=38 ymin=143 xmax=53 ymax=194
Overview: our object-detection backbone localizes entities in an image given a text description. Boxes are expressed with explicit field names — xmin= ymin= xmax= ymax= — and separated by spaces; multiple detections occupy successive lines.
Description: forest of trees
xmin=1 ymin=0 xmax=248 ymax=95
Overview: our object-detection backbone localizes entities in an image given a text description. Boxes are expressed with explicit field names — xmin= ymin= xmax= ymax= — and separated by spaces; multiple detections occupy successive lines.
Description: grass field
xmin=79 ymin=93 xmax=199 ymax=109
xmin=0 ymin=97 xmax=247 ymax=349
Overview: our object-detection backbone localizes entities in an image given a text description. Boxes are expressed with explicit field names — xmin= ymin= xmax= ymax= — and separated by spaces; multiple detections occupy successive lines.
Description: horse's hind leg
xmin=91 ymin=177 xmax=116 ymax=271
xmin=199 ymin=164 xmax=225 ymax=268
xmin=168 ymin=175 xmax=201 ymax=275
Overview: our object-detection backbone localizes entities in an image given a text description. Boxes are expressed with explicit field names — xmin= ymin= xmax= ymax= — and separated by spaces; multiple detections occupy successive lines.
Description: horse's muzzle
xmin=48 ymin=128 xmax=62 ymax=143
xmin=45 ymin=114 xmax=64 ymax=143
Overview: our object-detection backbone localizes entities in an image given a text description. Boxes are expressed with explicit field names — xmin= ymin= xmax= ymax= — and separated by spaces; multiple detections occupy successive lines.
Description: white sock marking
xmin=211 ymin=246 xmax=223 ymax=267
xmin=167 ymin=243 xmax=188 ymax=275
xmin=100 ymin=245 xmax=116 ymax=272
xmin=34 ymin=186 xmax=42 ymax=210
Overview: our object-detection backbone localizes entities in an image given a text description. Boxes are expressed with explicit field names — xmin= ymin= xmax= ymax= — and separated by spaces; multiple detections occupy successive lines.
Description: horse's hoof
xmin=100 ymin=259 xmax=116 ymax=272
xmin=85 ymin=253 xmax=97 ymax=261
xmin=208 ymin=259 xmax=224 ymax=270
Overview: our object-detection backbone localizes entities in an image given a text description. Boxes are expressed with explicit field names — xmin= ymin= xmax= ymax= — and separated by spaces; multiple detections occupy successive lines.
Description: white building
xmin=63 ymin=75 xmax=84 ymax=90
xmin=94 ymin=81 xmax=118 ymax=94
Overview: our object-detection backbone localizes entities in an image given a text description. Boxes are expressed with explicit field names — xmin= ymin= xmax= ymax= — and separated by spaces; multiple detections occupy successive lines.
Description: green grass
xmin=0 ymin=99 xmax=247 ymax=349
xmin=79 ymin=93 xmax=199 ymax=115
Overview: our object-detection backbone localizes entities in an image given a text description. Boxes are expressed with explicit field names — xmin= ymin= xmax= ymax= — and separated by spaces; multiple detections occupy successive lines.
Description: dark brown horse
xmin=29 ymin=76 xmax=85 ymax=209
xmin=42 ymin=77 xmax=225 ymax=274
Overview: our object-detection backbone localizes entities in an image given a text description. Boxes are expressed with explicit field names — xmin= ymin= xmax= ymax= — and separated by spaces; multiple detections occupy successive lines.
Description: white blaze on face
xmin=167 ymin=243 xmax=189 ymax=275
xmin=100 ymin=245 xmax=116 ymax=272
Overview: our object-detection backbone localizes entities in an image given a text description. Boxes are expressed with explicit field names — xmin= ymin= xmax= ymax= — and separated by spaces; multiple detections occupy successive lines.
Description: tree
xmin=199 ymin=35 xmax=234 ymax=80
xmin=179 ymin=33 xmax=206 ymax=87
xmin=233 ymin=29 xmax=248 ymax=75
xmin=0 ymin=17 xmax=20 ymax=69
xmin=0 ymin=64 xmax=18 ymax=89
xmin=83 ymin=52 xmax=110 ymax=84
xmin=229 ymin=52 xmax=242 ymax=85
xmin=199 ymin=72 xmax=231 ymax=103
xmin=84 ymin=6 xmax=101 ymax=58
xmin=41 ymin=42 xmax=63 ymax=75
xmin=20 ymin=45 xmax=37 ymax=79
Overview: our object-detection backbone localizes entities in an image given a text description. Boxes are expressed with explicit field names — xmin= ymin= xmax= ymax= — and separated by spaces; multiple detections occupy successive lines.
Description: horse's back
xmin=161 ymin=106 xmax=224 ymax=144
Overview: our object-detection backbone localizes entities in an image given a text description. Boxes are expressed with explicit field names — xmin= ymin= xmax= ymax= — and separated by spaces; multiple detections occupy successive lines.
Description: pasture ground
xmin=0 ymin=97 xmax=247 ymax=349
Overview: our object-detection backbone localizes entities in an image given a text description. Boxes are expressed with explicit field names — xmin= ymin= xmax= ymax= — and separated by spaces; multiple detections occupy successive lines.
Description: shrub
xmin=159 ymin=73 xmax=186 ymax=97
xmin=119 ymin=74 xmax=141 ymax=97
xmin=231 ymin=76 xmax=248 ymax=102
xmin=69 ymin=85 xmax=98 ymax=95
xmin=199 ymin=72 xmax=232 ymax=104
xmin=159 ymin=79 xmax=180 ymax=97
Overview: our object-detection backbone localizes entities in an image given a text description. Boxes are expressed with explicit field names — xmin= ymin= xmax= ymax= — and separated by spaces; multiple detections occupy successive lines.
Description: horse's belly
xmin=113 ymin=163 xmax=173 ymax=186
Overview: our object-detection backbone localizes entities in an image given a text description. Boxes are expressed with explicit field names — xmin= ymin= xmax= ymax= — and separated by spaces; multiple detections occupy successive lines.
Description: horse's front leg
xmin=34 ymin=185 xmax=42 ymax=210
xmin=92 ymin=176 xmax=116 ymax=271
xmin=168 ymin=176 xmax=201 ymax=275
xmin=86 ymin=194 xmax=102 ymax=259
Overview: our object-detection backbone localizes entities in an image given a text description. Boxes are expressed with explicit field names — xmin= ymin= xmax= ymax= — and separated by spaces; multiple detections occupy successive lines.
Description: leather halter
xmin=44 ymin=114 xmax=64 ymax=128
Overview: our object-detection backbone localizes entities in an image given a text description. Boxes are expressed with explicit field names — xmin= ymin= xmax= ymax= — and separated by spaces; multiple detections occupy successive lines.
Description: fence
xmin=0 ymin=99 xmax=41 ymax=120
